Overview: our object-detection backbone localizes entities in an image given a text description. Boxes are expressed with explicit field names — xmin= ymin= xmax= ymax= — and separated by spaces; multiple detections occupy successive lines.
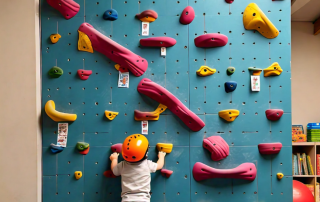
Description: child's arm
xmin=110 ymin=152 xmax=119 ymax=172
xmin=156 ymin=151 xmax=166 ymax=170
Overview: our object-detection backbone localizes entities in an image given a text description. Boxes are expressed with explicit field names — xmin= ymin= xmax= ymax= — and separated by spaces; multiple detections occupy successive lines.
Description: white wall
xmin=0 ymin=0 xmax=41 ymax=201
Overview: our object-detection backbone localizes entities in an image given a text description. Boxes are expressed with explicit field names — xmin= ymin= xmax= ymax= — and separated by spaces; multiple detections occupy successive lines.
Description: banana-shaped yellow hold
xmin=219 ymin=109 xmax=240 ymax=122
xmin=45 ymin=100 xmax=77 ymax=122
xmin=105 ymin=110 xmax=119 ymax=120
xmin=196 ymin=66 xmax=216 ymax=76
xmin=263 ymin=62 xmax=283 ymax=77
xmin=156 ymin=143 xmax=173 ymax=154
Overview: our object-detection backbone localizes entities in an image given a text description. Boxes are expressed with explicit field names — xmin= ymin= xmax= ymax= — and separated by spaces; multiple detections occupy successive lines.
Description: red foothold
xmin=103 ymin=170 xmax=117 ymax=178
xmin=194 ymin=34 xmax=228 ymax=48
xmin=79 ymin=147 xmax=90 ymax=155
xmin=77 ymin=69 xmax=92 ymax=80
xmin=258 ymin=143 xmax=282 ymax=155
xmin=265 ymin=109 xmax=284 ymax=121
xmin=180 ymin=6 xmax=195 ymax=25
xmin=111 ymin=143 xmax=123 ymax=153
xmin=225 ymin=0 xmax=234 ymax=4
xmin=140 ymin=37 xmax=177 ymax=47
xmin=161 ymin=169 xmax=173 ymax=178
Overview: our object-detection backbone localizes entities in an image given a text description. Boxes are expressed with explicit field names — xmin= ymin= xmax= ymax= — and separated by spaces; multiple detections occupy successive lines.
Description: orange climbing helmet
xmin=122 ymin=134 xmax=149 ymax=162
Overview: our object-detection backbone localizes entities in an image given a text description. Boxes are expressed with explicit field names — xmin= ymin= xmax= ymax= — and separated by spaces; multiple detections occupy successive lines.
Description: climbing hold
xmin=156 ymin=143 xmax=173 ymax=154
xmin=265 ymin=109 xmax=284 ymax=121
xmin=74 ymin=171 xmax=82 ymax=180
xmin=196 ymin=66 xmax=216 ymax=77
xmin=76 ymin=142 xmax=90 ymax=155
xmin=193 ymin=162 xmax=257 ymax=181
xmin=225 ymin=0 xmax=234 ymax=3
xmin=77 ymin=69 xmax=92 ymax=80
xmin=103 ymin=170 xmax=117 ymax=178
xmin=263 ymin=62 xmax=283 ymax=77
xmin=114 ymin=64 xmax=128 ymax=73
xmin=134 ymin=104 xmax=167 ymax=121
xmin=248 ymin=67 xmax=262 ymax=76
xmin=140 ymin=37 xmax=176 ymax=47
xmin=78 ymin=23 xmax=148 ymax=77
xmin=103 ymin=9 xmax=118 ymax=21
xmin=219 ymin=109 xmax=239 ymax=122
xmin=111 ymin=143 xmax=122 ymax=153
xmin=105 ymin=110 xmax=119 ymax=120
xmin=138 ymin=78 xmax=205 ymax=131
xmin=180 ymin=6 xmax=195 ymax=25
xmin=224 ymin=81 xmax=237 ymax=93
xmin=136 ymin=10 xmax=158 ymax=22
xmin=48 ymin=66 xmax=63 ymax=78
xmin=50 ymin=143 xmax=64 ymax=154
xmin=243 ymin=3 xmax=279 ymax=39
xmin=50 ymin=34 xmax=61 ymax=44
xmin=203 ymin=136 xmax=229 ymax=161
xmin=46 ymin=0 xmax=80 ymax=20
xmin=277 ymin=173 xmax=284 ymax=180
xmin=161 ymin=169 xmax=173 ymax=178
xmin=226 ymin=67 xmax=235 ymax=75
xmin=258 ymin=143 xmax=282 ymax=155
xmin=194 ymin=33 xmax=228 ymax=48
xmin=45 ymin=100 xmax=77 ymax=122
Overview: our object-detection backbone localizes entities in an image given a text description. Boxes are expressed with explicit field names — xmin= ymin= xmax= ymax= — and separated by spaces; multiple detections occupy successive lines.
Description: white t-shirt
xmin=112 ymin=159 xmax=158 ymax=202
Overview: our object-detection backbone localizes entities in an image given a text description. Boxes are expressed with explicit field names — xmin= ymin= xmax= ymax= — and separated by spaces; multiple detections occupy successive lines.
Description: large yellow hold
xmin=45 ymin=100 xmax=77 ymax=122
xmin=263 ymin=62 xmax=283 ymax=77
xmin=219 ymin=109 xmax=240 ymax=122
xmin=243 ymin=3 xmax=279 ymax=39
xmin=156 ymin=143 xmax=173 ymax=154
xmin=196 ymin=66 xmax=216 ymax=77
xmin=78 ymin=30 xmax=93 ymax=53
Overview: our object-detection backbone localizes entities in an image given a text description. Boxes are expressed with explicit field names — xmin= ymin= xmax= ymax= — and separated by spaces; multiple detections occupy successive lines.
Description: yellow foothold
xmin=139 ymin=17 xmax=156 ymax=22
xmin=114 ymin=64 xmax=120 ymax=71
xmin=45 ymin=100 xmax=77 ymax=122
xmin=248 ymin=67 xmax=262 ymax=76
xmin=277 ymin=173 xmax=283 ymax=180
xmin=218 ymin=109 xmax=240 ymax=122
xmin=50 ymin=34 xmax=61 ymax=44
xmin=105 ymin=110 xmax=119 ymax=120
xmin=74 ymin=171 xmax=82 ymax=180
xmin=243 ymin=3 xmax=279 ymax=39
xmin=263 ymin=62 xmax=283 ymax=77
xmin=196 ymin=66 xmax=216 ymax=77
xmin=154 ymin=104 xmax=167 ymax=114
xmin=156 ymin=143 xmax=173 ymax=154
xmin=78 ymin=30 xmax=93 ymax=53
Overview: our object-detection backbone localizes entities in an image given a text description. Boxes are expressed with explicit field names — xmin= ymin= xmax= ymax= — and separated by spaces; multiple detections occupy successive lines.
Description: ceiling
xmin=292 ymin=0 xmax=320 ymax=21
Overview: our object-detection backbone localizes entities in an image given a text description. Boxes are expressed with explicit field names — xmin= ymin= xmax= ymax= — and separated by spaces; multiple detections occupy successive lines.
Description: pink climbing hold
xmin=77 ymin=69 xmax=92 ymax=80
xmin=225 ymin=0 xmax=234 ymax=3
xmin=140 ymin=37 xmax=177 ymax=47
xmin=103 ymin=170 xmax=117 ymax=178
xmin=194 ymin=33 xmax=228 ymax=48
xmin=46 ymin=0 xmax=80 ymax=20
xmin=78 ymin=23 xmax=148 ymax=77
xmin=161 ymin=169 xmax=173 ymax=178
xmin=180 ymin=6 xmax=195 ymax=25
xmin=203 ymin=136 xmax=229 ymax=161
xmin=265 ymin=109 xmax=284 ymax=121
xmin=192 ymin=162 xmax=257 ymax=181
xmin=258 ymin=143 xmax=282 ymax=155
xmin=137 ymin=78 xmax=205 ymax=132
xmin=111 ymin=143 xmax=123 ymax=153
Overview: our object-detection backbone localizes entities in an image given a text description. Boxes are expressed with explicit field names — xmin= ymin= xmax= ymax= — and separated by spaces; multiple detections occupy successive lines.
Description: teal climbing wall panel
xmin=41 ymin=0 xmax=292 ymax=201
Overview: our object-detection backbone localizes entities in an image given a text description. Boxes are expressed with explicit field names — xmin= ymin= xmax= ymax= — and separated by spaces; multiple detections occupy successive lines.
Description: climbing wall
xmin=41 ymin=0 xmax=292 ymax=201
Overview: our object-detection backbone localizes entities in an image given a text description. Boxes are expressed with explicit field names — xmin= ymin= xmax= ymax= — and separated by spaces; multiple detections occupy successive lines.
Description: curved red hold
xmin=194 ymin=34 xmax=228 ymax=48
xmin=134 ymin=110 xmax=159 ymax=120
xmin=192 ymin=162 xmax=257 ymax=181
xmin=46 ymin=0 xmax=80 ymax=20
xmin=136 ymin=10 xmax=158 ymax=20
xmin=103 ymin=170 xmax=117 ymax=178
xmin=265 ymin=109 xmax=284 ymax=121
xmin=111 ymin=143 xmax=122 ymax=153
xmin=161 ymin=169 xmax=173 ymax=178
xmin=140 ymin=37 xmax=177 ymax=47
xmin=77 ymin=69 xmax=92 ymax=80
xmin=79 ymin=147 xmax=90 ymax=155
xmin=137 ymin=78 xmax=205 ymax=132
xmin=225 ymin=0 xmax=234 ymax=3
xmin=258 ymin=143 xmax=282 ymax=155
xmin=180 ymin=6 xmax=195 ymax=25
xmin=203 ymin=136 xmax=229 ymax=161
xmin=78 ymin=23 xmax=148 ymax=77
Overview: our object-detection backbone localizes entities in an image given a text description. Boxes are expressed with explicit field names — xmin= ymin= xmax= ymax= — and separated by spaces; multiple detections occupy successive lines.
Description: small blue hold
xmin=103 ymin=9 xmax=118 ymax=21
xmin=225 ymin=81 xmax=237 ymax=93
xmin=50 ymin=144 xmax=64 ymax=154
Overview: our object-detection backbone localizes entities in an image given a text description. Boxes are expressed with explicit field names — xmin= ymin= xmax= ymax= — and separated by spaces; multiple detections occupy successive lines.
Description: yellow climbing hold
xmin=218 ymin=109 xmax=240 ymax=122
xmin=263 ymin=62 xmax=283 ymax=77
xmin=105 ymin=110 xmax=119 ymax=120
xmin=134 ymin=104 xmax=167 ymax=121
xmin=45 ymin=100 xmax=77 ymax=122
xmin=50 ymin=34 xmax=61 ymax=44
xmin=156 ymin=143 xmax=173 ymax=154
xmin=78 ymin=30 xmax=93 ymax=53
xmin=243 ymin=3 xmax=279 ymax=39
xmin=74 ymin=171 xmax=82 ymax=180
xmin=277 ymin=173 xmax=283 ymax=180
xmin=196 ymin=66 xmax=216 ymax=77
xmin=154 ymin=104 xmax=167 ymax=114
xmin=114 ymin=64 xmax=120 ymax=71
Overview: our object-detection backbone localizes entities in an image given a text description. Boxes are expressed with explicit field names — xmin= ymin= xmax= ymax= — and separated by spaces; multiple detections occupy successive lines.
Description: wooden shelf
xmin=292 ymin=142 xmax=315 ymax=146
xmin=293 ymin=175 xmax=316 ymax=177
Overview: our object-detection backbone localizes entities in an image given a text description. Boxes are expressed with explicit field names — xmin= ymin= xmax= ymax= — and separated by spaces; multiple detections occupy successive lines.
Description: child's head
xmin=122 ymin=134 xmax=149 ymax=162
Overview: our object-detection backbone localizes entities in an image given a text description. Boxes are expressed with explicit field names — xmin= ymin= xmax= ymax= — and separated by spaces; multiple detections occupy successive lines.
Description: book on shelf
xmin=293 ymin=154 xmax=298 ymax=175
xmin=297 ymin=153 xmax=302 ymax=175
xmin=307 ymin=155 xmax=314 ymax=175
xmin=302 ymin=153 xmax=308 ymax=175
xmin=317 ymin=154 xmax=320 ymax=175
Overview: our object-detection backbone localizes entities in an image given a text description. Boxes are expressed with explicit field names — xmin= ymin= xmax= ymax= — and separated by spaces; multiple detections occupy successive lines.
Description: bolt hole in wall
xmin=41 ymin=0 xmax=291 ymax=201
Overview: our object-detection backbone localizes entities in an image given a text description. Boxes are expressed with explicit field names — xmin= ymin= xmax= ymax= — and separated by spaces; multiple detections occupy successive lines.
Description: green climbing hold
xmin=227 ymin=67 xmax=235 ymax=75
xmin=76 ymin=142 xmax=90 ymax=151
xmin=48 ymin=66 xmax=63 ymax=78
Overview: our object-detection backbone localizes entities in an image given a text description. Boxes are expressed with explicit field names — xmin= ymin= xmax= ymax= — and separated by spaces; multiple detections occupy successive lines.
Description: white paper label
xmin=142 ymin=22 xmax=149 ymax=36
xmin=160 ymin=47 xmax=166 ymax=56
xmin=142 ymin=121 xmax=148 ymax=135
xmin=118 ymin=71 xmax=129 ymax=88
xmin=251 ymin=75 xmax=260 ymax=91
xmin=57 ymin=123 xmax=68 ymax=147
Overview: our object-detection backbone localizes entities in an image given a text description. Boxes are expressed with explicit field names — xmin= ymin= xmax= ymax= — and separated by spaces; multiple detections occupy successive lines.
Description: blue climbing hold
xmin=50 ymin=143 xmax=64 ymax=154
xmin=103 ymin=9 xmax=118 ymax=21
xmin=225 ymin=81 xmax=237 ymax=93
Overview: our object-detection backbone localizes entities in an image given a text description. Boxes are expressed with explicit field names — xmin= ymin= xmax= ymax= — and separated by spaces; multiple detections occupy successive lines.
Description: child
xmin=110 ymin=134 xmax=166 ymax=202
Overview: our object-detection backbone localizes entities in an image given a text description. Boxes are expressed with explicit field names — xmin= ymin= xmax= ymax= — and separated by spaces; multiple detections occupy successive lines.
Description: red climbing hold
xmin=180 ymin=6 xmax=195 ymax=25
xmin=265 ymin=109 xmax=284 ymax=121
xmin=203 ymin=136 xmax=229 ymax=161
xmin=111 ymin=143 xmax=123 ymax=153
xmin=46 ymin=0 xmax=80 ymax=20
xmin=225 ymin=0 xmax=234 ymax=4
xmin=258 ymin=143 xmax=282 ymax=155
xmin=103 ymin=170 xmax=117 ymax=178
xmin=79 ymin=147 xmax=90 ymax=155
xmin=77 ymin=69 xmax=92 ymax=80
xmin=161 ymin=169 xmax=173 ymax=178
xmin=136 ymin=10 xmax=158 ymax=22
xmin=194 ymin=33 xmax=228 ymax=48
xmin=140 ymin=37 xmax=177 ymax=47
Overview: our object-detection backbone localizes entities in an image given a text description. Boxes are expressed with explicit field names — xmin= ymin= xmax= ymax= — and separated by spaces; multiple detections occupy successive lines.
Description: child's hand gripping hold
xmin=156 ymin=151 xmax=166 ymax=170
